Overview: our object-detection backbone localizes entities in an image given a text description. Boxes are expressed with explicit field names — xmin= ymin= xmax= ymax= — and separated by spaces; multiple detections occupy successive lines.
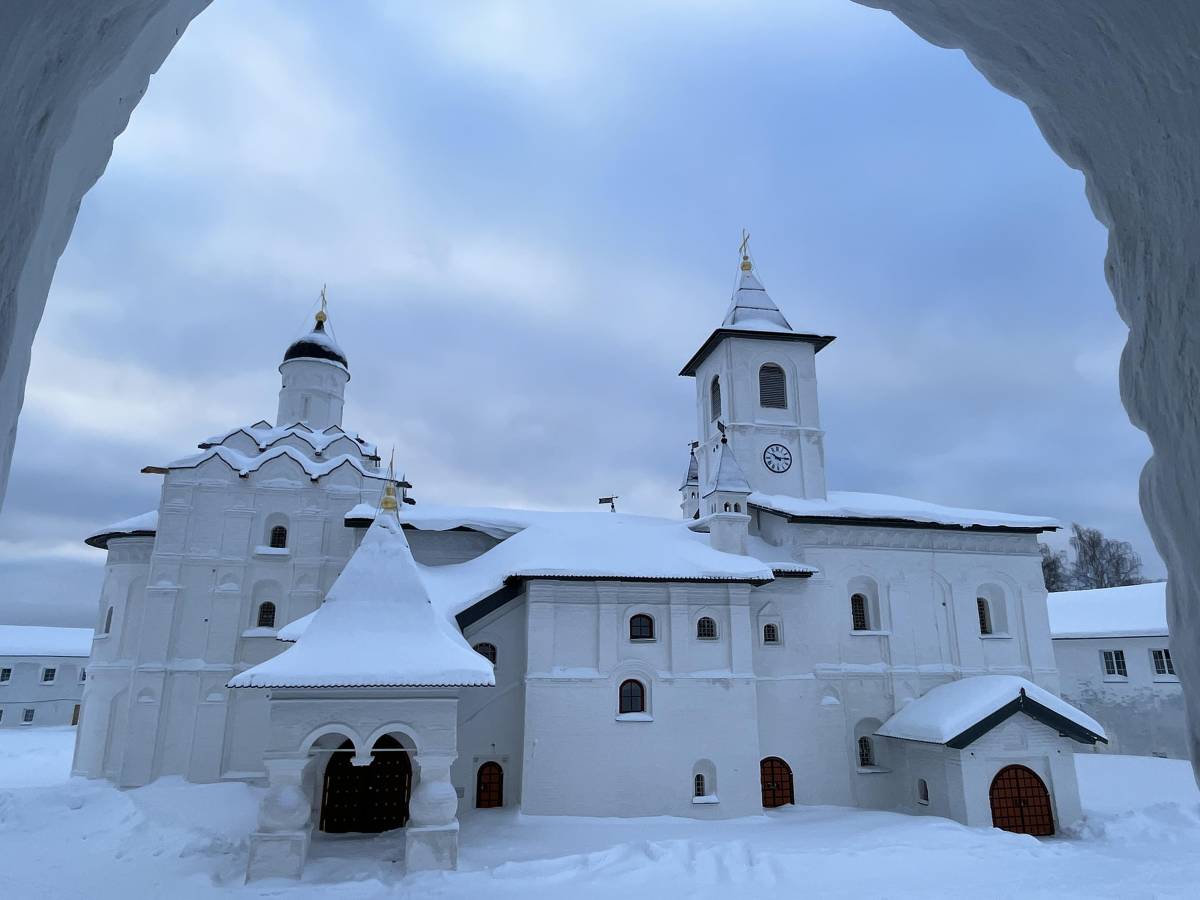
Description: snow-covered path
xmin=0 ymin=727 xmax=1195 ymax=899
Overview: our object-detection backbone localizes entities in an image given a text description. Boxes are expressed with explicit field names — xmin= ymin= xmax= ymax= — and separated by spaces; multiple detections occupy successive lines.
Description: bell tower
xmin=679 ymin=237 xmax=835 ymax=503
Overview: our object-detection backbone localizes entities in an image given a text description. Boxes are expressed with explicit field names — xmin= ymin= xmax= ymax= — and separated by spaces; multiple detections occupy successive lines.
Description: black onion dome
xmin=283 ymin=319 xmax=348 ymax=369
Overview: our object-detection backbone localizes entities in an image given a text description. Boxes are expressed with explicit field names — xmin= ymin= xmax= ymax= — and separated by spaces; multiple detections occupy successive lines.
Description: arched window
xmin=723 ymin=501 xmax=732 ymax=512
xmin=917 ymin=778 xmax=930 ymax=805
xmin=763 ymin=622 xmax=779 ymax=644
xmin=696 ymin=617 xmax=717 ymax=640
xmin=733 ymin=503 xmax=741 ymax=512
xmin=858 ymin=736 xmax=875 ymax=768
xmin=619 ymin=679 xmax=645 ymax=714
xmin=473 ymin=642 xmax=497 ymax=664
xmin=694 ymin=773 xmax=706 ymax=797
xmin=759 ymin=364 xmax=787 ymax=408
xmin=976 ymin=598 xmax=993 ymax=635
xmin=629 ymin=614 xmax=654 ymax=641
xmin=256 ymin=601 xmax=276 ymax=629
xmin=851 ymin=593 xmax=871 ymax=631
xmin=710 ymin=376 xmax=721 ymax=421
xmin=103 ymin=606 xmax=114 ymax=635
xmin=269 ymin=525 xmax=288 ymax=549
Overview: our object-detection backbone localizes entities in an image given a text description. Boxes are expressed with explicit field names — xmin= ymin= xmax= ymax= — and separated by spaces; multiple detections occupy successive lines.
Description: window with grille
xmin=851 ymin=594 xmax=870 ymax=631
xmin=629 ymin=614 xmax=655 ymax=641
xmin=256 ymin=602 xmax=277 ymax=629
xmin=1102 ymin=649 xmax=1128 ymax=678
xmin=269 ymin=525 xmax=288 ymax=549
xmin=763 ymin=623 xmax=779 ymax=644
xmin=1152 ymin=648 xmax=1175 ymax=676
xmin=917 ymin=779 xmax=930 ymax=805
xmin=976 ymin=598 xmax=993 ymax=635
xmin=696 ymin=617 xmax=717 ymax=640
xmin=619 ymin=679 xmax=646 ymax=714
xmin=710 ymin=376 xmax=721 ymax=421
xmin=0 ymin=667 xmax=10 ymax=683
xmin=694 ymin=774 xmax=706 ymax=797
xmin=104 ymin=606 xmax=114 ymax=634
xmin=758 ymin=364 xmax=787 ymax=408
xmin=41 ymin=667 xmax=56 ymax=683
xmin=857 ymin=736 xmax=875 ymax=768
xmin=474 ymin=642 xmax=498 ymax=664
xmin=22 ymin=708 xmax=34 ymax=724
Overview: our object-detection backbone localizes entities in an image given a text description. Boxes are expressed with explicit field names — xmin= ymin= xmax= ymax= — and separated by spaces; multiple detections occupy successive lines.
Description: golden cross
xmin=739 ymin=229 xmax=751 ymax=258
xmin=320 ymin=284 xmax=328 ymax=314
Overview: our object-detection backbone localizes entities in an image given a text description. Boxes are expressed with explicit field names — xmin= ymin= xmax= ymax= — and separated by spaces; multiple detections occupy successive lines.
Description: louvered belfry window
xmin=759 ymin=364 xmax=787 ymax=408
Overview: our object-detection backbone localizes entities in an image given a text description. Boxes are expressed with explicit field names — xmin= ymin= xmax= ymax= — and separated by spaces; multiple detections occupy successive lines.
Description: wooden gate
xmin=319 ymin=735 xmax=412 ymax=834
xmin=989 ymin=765 xmax=1054 ymax=836
xmin=760 ymin=756 xmax=794 ymax=808
xmin=476 ymin=761 xmax=503 ymax=808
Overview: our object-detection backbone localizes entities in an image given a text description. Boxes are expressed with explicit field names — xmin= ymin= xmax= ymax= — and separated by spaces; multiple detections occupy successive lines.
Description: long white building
xmin=73 ymin=253 xmax=1105 ymax=878
xmin=0 ymin=625 xmax=92 ymax=728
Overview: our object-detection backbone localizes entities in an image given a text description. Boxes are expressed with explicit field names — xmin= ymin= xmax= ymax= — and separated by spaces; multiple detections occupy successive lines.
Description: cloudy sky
xmin=0 ymin=0 xmax=1159 ymax=626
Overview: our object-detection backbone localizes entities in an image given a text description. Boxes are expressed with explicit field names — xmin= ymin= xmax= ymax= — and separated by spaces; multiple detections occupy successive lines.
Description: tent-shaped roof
xmin=876 ymin=675 xmax=1106 ymax=749
xmin=228 ymin=494 xmax=494 ymax=689
xmin=704 ymin=437 xmax=751 ymax=497
xmin=681 ymin=449 xmax=699 ymax=490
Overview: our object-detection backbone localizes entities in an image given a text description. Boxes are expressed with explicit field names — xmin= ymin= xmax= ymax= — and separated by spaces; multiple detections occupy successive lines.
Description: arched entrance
xmin=319 ymin=735 xmax=412 ymax=834
xmin=476 ymin=761 xmax=503 ymax=808
xmin=760 ymin=756 xmax=794 ymax=808
xmin=989 ymin=765 xmax=1054 ymax=836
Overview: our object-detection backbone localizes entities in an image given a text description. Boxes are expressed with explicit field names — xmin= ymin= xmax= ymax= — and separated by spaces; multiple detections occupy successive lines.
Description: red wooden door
xmin=760 ymin=757 xmax=794 ymax=808
xmin=320 ymin=736 xmax=412 ymax=833
xmin=989 ymin=765 xmax=1054 ymax=836
xmin=476 ymin=762 xmax=503 ymax=808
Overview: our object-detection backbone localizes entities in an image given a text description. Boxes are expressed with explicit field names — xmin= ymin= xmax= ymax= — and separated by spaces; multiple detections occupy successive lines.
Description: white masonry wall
xmin=0 ymin=652 xmax=85 ymax=728
xmin=1053 ymin=634 xmax=1187 ymax=759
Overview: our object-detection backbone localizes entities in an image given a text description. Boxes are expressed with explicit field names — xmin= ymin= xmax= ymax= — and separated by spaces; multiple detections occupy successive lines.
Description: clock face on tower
xmin=763 ymin=443 xmax=792 ymax=473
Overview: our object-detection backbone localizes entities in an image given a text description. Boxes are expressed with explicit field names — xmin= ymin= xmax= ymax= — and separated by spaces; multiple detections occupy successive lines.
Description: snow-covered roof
xmin=0 ymin=625 xmax=94 ymax=658
xmin=85 ymin=510 xmax=158 ymax=549
xmin=705 ymin=439 xmax=751 ymax=496
xmin=1047 ymin=582 xmax=1169 ymax=638
xmin=751 ymin=490 xmax=1059 ymax=532
xmin=681 ymin=450 xmax=699 ymax=489
xmin=230 ymin=502 xmax=494 ymax=689
xmin=282 ymin=503 xmax=815 ymax=643
xmin=877 ymin=675 xmax=1106 ymax=748
xmin=200 ymin=422 xmax=378 ymax=458
xmin=282 ymin=317 xmax=348 ymax=371
xmin=162 ymin=445 xmax=388 ymax=483
xmin=722 ymin=267 xmax=794 ymax=331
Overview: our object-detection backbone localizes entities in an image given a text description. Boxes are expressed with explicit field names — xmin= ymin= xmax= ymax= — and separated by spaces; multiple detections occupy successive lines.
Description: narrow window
xmin=917 ymin=779 xmax=930 ymax=805
xmin=697 ymin=617 xmax=718 ymax=640
xmin=851 ymin=594 xmax=870 ymax=631
xmin=733 ymin=503 xmax=741 ymax=513
xmin=103 ymin=606 xmax=114 ymax=635
xmin=1102 ymin=649 xmax=1128 ymax=678
xmin=0 ymin=710 xmax=3 ymax=722
xmin=857 ymin=736 xmax=875 ymax=768
xmin=474 ymin=642 xmax=498 ymax=664
xmin=42 ymin=667 xmax=56 ymax=683
xmin=694 ymin=773 xmax=706 ymax=797
xmin=710 ymin=376 xmax=721 ymax=421
xmin=619 ymin=679 xmax=646 ymax=714
xmin=763 ymin=623 xmax=779 ymax=644
xmin=1153 ymin=648 xmax=1175 ymax=676
xmin=22 ymin=708 xmax=34 ymax=724
xmin=976 ymin=598 xmax=992 ymax=635
xmin=256 ymin=602 xmax=277 ymax=629
xmin=723 ymin=502 xmax=731 ymax=512
xmin=79 ymin=668 xmax=87 ymax=683
xmin=629 ymin=614 xmax=655 ymax=641
xmin=269 ymin=525 xmax=288 ymax=549
xmin=0 ymin=667 xmax=11 ymax=683
xmin=758 ymin=364 xmax=787 ymax=408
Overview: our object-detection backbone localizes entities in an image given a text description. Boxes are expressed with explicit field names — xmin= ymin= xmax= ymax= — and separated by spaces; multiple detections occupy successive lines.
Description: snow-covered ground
xmin=1 ymin=728 xmax=1196 ymax=899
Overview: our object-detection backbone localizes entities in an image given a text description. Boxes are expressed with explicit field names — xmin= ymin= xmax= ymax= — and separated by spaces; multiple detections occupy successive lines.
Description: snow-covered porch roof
xmin=876 ymin=676 xmax=1107 ymax=749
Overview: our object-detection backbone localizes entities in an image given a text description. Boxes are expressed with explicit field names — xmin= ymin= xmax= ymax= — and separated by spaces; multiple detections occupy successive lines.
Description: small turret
xmin=680 ymin=444 xmax=700 ymax=519
xmin=276 ymin=288 xmax=350 ymax=430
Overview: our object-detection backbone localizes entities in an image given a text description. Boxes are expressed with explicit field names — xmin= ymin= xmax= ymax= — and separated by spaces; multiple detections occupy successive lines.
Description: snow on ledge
xmin=877 ymin=675 xmax=1104 ymax=746
xmin=751 ymin=490 xmax=1059 ymax=531
xmin=84 ymin=509 xmax=158 ymax=549
xmin=1048 ymin=582 xmax=1169 ymax=638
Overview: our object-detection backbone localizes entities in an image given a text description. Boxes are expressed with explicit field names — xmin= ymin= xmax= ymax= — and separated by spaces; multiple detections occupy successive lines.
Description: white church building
xmin=73 ymin=252 xmax=1106 ymax=879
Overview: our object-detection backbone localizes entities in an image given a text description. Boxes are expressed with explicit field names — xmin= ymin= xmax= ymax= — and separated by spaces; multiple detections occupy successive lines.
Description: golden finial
xmin=380 ymin=446 xmax=398 ymax=511
xmin=315 ymin=284 xmax=328 ymax=324
xmin=739 ymin=230 xmax=752 ymax=271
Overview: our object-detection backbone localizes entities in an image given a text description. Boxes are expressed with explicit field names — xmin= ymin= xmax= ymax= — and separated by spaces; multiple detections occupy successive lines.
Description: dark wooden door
xmin=319 ymin=736 xmax=412 ymax=834
xmin=989 ymin=765 xmax=1054 ymax=836
xmin=476 ymin=761 xmax=503 ymax=808
xmin=760 ymin=756 xmax=794 ymax=808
